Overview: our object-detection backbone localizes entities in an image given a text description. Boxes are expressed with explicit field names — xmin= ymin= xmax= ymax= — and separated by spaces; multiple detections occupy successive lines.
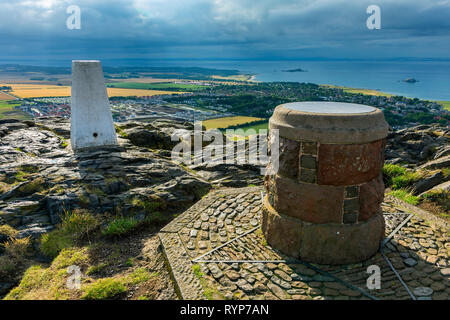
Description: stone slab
xmin=269 ymin=102 xmax=389 ymax=144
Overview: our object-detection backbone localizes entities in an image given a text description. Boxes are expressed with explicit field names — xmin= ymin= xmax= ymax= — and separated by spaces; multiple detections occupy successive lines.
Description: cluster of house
xmin=16 ymin=98 xmax=71 ymax=118
xmin=14 ymin=94 xmax=231 ymax=122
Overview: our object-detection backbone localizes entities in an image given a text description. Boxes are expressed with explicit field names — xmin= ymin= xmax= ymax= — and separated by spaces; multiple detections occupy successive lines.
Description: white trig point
xmin=70 ymin=60 xmax=118 ymax=151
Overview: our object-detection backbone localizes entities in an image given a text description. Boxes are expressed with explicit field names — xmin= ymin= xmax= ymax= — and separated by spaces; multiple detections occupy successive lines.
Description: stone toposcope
xmin=262 ymin=101 xmax=389 ymax=265
xmin=70 ymin=60 xmax=118 ymax=151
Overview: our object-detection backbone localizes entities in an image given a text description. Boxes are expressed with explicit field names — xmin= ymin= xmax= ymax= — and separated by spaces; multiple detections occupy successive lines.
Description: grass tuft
xmin=81 ymin=278 xmax=127 ymax=300
xmin=388 ymin=189 xmax=420 ymax=205
xmin=40 ymin=209 xmax=99 ymax=258
xmin=102 ymin=217 xmax=139 ymax=238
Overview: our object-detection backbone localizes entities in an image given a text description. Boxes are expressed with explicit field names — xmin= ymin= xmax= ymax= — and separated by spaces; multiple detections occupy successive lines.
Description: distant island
xmin=402 ymin=78 xmax=419 ymax=83
xmin=282 ymin=68 xmax=307 ymax=73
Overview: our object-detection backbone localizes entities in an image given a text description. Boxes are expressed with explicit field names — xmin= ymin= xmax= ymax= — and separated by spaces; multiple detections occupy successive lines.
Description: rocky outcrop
xmin=385 ymin=124 xmax=449 ymax=200
xmin=420 ymin=181 xmax=450 ymax=196
xmin=385 ymin=124 xmax=449 ymax=166
xmin=0 ymin=117 xmax=266 ymax=242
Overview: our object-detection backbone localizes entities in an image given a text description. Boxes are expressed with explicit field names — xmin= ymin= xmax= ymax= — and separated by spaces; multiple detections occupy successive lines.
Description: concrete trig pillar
xmin=70 ymin=60 xmax=118 ymax=151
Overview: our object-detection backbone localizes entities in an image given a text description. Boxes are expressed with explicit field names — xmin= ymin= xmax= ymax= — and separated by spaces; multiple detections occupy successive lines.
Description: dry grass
xmin=4 ymin=237 xmax=32 ymax=259
xmin=2 ymin=83 xmax=187 ymax=98
xmin=202 ymin=116 xmax=265 ymax=130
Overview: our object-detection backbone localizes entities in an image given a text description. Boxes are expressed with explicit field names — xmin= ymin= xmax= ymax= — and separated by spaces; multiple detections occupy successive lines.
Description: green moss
xmin=4 ymin=266 xmax=47 ymax=300
xmin=131 ymin=196 xmax=166 ymax=213
xmin=388 ymin=189 xmax=420 ymax=205
xmin=52 ymin=247 xmax=90 ymax=269
xmin=4 ymin=248 xmax=89 ymax=300
xmin=18 ymin=177 xmax=46 ymax=195
xmin=84 ymin=185 xmax=107 ymax=197
xmin=383 ymin=164 xmax=406 ymax=185
xmin=81 ymin=278 xmax=127 ymax=300
xmin=40 ymin=210 xmax=99 ymax=258
xmin=115 ymin=125 xmax=127 ymax=138
xmin=126 ymin=257 xmax=135 ymax=267
xmin=192 ymin=264 xmax=203 ymax=278
xmin=391 ymin=171 xmax=422 ymax=189
xmin=144 ymin=211 xmax=168 ymax=225
xmin=127 ymin=267 xmax=154 ymax=286
xmin=86 ymin=263 xmax=108 ymax=275
xmin=14 ymin=170 xmax=30 ymax=182
xmin=102 ymin=217 xmax=139 ymax=238
xmin=18 ymin=165 xmax=39 ymax=174
xmin=442 ymin=168 xmax=450 ymax=179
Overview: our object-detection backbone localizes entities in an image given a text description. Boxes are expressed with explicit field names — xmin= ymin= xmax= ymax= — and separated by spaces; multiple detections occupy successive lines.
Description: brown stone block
xmin=299 ymin=212 xmax=385 ymax=265
xmin=301 ymin=141 xmax=318 ymax=155
xmin=299 ymin=168 xmax=316 ymax=184
xmin=261 ymin=197 xmax=302 ymax=258
xmin=269 ymin=174 xmax=344 ymax=224
xmin=317 ymin=140 xmax=383 ymax=186
xmin=278 ymin=136 xmax=300 ymax=179
xmin=359 ymin=174 xmax=385 ymax=221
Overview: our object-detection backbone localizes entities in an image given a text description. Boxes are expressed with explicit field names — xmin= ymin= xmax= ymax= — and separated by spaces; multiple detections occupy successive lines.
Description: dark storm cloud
xmin=0 ymin=0 xmax=449 ymax=60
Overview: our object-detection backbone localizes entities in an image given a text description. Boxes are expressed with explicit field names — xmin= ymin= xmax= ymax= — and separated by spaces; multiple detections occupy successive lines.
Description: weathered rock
xmin=0 ymin=118 xmax=213 ymax=240
xmin=420 ymin=155 xmax=450 ymax=170
xmin=412 ymin=171 xmax=444 ymax=195
xmin=420 ymin=181 xmax=450 ymax=197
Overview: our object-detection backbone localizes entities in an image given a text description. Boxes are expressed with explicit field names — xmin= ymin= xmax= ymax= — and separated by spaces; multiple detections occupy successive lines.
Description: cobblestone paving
xmin=159 ymin=187 xmax=450 ymax=300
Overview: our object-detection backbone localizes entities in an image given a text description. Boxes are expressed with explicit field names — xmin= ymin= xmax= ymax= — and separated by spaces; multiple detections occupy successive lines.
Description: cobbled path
xmin=159 ymin=187 xmax=450 ymax=300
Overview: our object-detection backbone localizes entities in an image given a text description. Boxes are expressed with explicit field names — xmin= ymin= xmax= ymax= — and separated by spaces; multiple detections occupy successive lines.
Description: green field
xmin=435 ymin=101 xmax=450 ymax=111
xmin=229 ymin=122 xmax=269 ymax=135
xmin=106 ymin=82 xmax=206 ymax=91
xmin=0 ymin=100 xmax=30 ymax=120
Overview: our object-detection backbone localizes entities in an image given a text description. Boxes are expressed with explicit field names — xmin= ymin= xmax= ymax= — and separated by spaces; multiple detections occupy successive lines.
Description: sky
xmin=0 ymin=0 xmax=449 ymax=62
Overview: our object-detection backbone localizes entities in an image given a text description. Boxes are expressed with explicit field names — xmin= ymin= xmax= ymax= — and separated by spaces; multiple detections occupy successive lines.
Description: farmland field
xmin=2 ymin=84 xmax=187 ymax=98
xmin=0 ymin=100 xmax=30 ymax=120
xmin=0 ymin=92 xmax=16 ymax=100
xmin=202 ymin=116 xmax=265 ymax=130
xmin=107 ymin=82 xmax=206 ymax=91
xmin=435 ymin=101 xmax=450 ymax=111
xmin=321 ymin=84 xmax=393 ymax=97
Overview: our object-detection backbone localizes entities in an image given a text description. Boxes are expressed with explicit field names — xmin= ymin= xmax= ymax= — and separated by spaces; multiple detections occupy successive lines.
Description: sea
xmin=1 ymin=58 xmax=449 ymax=101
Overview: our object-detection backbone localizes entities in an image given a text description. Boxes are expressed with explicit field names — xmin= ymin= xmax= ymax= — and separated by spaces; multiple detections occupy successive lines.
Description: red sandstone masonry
xmin=317 ymin=140 xmax=383 ymax=186
xmin=269 ymin=174 xmax=345 ymax=224
xmin=358 ymin=174 xmax=385 ymax=221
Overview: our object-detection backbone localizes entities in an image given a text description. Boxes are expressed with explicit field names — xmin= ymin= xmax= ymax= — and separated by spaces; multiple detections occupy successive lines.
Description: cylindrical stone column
xmin=71 ymin=60 xmax=118 ymax=151
xmin=261 ymin=102 xmax=389 ymax=265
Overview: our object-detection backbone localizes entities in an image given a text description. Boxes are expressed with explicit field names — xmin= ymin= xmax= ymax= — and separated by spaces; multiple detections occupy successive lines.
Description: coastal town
xmin=1 ymin=80 xmax=449 ymax=130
